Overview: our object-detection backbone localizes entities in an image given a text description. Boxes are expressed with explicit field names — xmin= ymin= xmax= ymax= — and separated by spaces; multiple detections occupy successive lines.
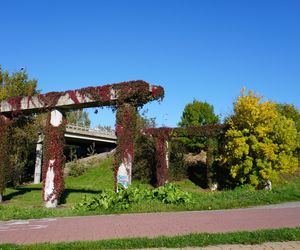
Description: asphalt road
xmin=1 ymin=202 xmax=300 ymax=245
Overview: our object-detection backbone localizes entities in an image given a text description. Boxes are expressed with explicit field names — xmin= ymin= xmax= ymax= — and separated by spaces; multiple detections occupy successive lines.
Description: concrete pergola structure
xmin=0 ymin=80 xmax=164 ymax=207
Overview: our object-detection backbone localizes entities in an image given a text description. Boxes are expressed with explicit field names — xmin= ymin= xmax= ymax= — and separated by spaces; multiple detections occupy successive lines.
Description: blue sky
xmin=1 ymin=0 xmax=299 ymax=128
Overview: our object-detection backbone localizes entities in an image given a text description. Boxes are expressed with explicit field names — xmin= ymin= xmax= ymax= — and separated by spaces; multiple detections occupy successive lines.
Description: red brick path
xmin=0 ymin=202 xmax=300 ymax=244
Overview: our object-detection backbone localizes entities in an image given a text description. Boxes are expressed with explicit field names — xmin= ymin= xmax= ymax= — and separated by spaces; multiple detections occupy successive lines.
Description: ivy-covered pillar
xmin=154 ymin=131 xmax=171 ymax=187
xmin=115 ymin=103 xmax=137 ymax=191
xmin=144 ymin=128 xmax=172 ymax=187
xmin=0 ymin=115 xmax=11 ymax=203
xmin=42 ymin=109 xmax=66 ymax=208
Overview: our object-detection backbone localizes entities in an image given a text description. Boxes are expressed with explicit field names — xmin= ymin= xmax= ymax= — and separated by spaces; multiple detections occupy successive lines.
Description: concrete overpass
xmin=65 ymin=124 xmax=117 ymax=147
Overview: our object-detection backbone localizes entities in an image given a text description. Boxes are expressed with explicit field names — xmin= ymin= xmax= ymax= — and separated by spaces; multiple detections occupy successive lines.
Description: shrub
xmin=74 ymin=184 xmax=192 ymax=211
xmin=68 ymin=161 xmax=87 ymax=177
xmin=220 ymin=90 xmax=298 ymax=188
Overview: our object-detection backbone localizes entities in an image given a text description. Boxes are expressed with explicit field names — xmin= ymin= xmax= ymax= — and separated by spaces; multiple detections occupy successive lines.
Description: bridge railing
xmin=66 ymin=124 xmax=116 ymax=137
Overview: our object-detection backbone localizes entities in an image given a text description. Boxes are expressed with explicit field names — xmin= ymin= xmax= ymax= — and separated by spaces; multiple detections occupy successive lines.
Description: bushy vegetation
xmin=0 ymin=66 xmax=38 ymax=101
xmin=74 ymin=183 xmax=192 ymax=211
xmin=178 ymin=99 xmax=220 ymax=127
xmin=66 ymin=109 xmax=91 ymax=127
xmin=0 ymin=66 xmax=42 ymax=195
xmin=220 ymin=90 xmax=299 ymax=187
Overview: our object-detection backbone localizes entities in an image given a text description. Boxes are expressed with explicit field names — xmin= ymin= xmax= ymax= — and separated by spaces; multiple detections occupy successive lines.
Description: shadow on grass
xmin=60 ymin=188 xmax=100 ymax=204
xmin=187 ymin=163 xmax=208 ymax=189
xmin=4 ymin=186 xmax=101 ymax=205
xmin=4 ymin=186 xmax=41 ymax=201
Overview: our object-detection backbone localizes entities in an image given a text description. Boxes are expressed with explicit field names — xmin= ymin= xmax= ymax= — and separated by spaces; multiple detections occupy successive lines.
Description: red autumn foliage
xmin=151 ymin=86 xmax=164 ymax=100
xmin=42 ymin=112 xmax=66 ymax=204
xmin=114 ymin=104 xmax=137 ymax=190
xmin=38 ymin=92 xmax=63 ymax=109
xmin=67 ymin=90 xmax=81 ymax=104
xmin=7 ymin=96 xmax=23 ymax=115
xmin=1 ymin=80 xmax=164 ymax=114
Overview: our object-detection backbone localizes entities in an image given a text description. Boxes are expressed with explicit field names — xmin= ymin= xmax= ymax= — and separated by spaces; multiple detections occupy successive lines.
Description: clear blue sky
xmin=1 ymin=0 xmax=299 ymax=128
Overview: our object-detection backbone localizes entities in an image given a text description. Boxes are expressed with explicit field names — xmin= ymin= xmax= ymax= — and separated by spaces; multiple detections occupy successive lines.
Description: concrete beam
xmin=0 ymin=80 xmax=163 ymax=115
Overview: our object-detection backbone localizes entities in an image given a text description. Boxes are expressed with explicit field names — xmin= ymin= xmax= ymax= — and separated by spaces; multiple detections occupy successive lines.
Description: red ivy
xmin=7 ymin=96 xmax=23 ymax=115
xmin=38 ymin=92 xmax=62 ymax=109
xmin=1 ymin=80 xmax=164 ymax=115
xmin=151 ymin=86 xmax=164 ymax=100
xmin=114 ymin=104 xmax=137 ymax=190
xmin=67 ymin=90 xmax=81 ymax=104
xmin=42 ymin=112 xmax=66 ymax=204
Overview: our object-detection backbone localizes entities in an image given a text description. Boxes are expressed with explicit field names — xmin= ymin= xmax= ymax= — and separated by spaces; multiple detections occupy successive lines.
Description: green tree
xmin=220 ymin=90 xmax=298 ymax=187
xmin=277 ymin=103 xmax=300 ymax=167
xmin=66 ymin=109 xmax=91 ymax=127
xmin=10 ymin=115 xmax=44 ymax=185
xmin=0 ymin=66 xmax=38 ymax=100
xmin=0 ymin=66 xmax=41 ymax=193
xmin=277 ymin=103 xmax=300 ymax=132
xmin=178 ymin=99 xmax=219 ymax=127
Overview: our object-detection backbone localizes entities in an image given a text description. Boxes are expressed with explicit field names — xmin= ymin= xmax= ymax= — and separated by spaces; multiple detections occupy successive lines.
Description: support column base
xmin=44 ymin=199 xmax=58 ymax=208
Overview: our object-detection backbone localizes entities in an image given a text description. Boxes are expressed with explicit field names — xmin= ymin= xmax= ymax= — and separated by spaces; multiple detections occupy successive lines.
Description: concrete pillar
xmin=115 ymin=104 xmax=136 ymax=190
xmin=0 ymin=115 xmax=11 ymax=202
xmin=34 ymin=134 xmax=44 ymax=184
xmin=42 ymin=110 xmax=66 ymax=208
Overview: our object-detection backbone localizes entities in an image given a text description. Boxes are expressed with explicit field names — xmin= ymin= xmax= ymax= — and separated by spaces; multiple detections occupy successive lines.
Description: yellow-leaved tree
xmin=220 ymin=89 xmax=298 ymax=187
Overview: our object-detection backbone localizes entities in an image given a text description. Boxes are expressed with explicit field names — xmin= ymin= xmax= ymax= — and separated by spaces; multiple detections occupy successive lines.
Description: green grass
xmin=1 ymin=157 xmax=300 ymax=220
xmin=1 ymin=227 xmax=300 ymax=250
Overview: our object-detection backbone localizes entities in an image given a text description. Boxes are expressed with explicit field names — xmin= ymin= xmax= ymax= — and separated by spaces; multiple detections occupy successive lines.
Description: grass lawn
xmin=1 ymin=227 xmax=300 ymax=250
xmin=1 ymin=157 xmax=300 ymax=220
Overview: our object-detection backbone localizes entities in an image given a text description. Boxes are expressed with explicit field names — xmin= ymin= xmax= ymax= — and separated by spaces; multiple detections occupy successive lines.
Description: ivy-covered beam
xmin=144 ymin=128 xmax=173 ymax=187
xmin=0 ymin=115 xmax=11 ymax=202
xmin=172 ymin=124 xmax=225 ymax=138
xmin=42 ymin=110 xmax=66 ymax=208
xmin=0 ymin=80 xmax=164 ymax=115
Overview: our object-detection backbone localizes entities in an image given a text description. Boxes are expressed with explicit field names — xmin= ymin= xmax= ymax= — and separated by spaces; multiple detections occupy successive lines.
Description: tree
xmin=66 ymin=109 xmax=91 ymax=127
xmin=0 ymin=66 xmax=41 ymax=194
xmin=178 ymin=99 xmax=219 ymax=127
xmin=277 ymin=103 xmax=300 ymax=167
xmin=136 ymin=109 xmax=156 ymax=130
xmin=220 ymin=90 xmax=298 ymax=187
xmin=0 ymin=66 xmax=38 ymax=100
xmin=277 ymin=103 xmax=300 ymax=132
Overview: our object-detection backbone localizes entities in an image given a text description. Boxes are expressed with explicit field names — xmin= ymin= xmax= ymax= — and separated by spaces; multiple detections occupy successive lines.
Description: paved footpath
xmin=0 ymin=202 xmax=300 ymax=246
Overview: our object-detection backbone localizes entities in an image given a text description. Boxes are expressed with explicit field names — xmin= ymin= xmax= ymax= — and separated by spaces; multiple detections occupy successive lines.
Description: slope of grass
xmin=1 ymin=228 xmax=300 ymax=250
xmin=1 ymin=157 xmax=300 ymax=220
